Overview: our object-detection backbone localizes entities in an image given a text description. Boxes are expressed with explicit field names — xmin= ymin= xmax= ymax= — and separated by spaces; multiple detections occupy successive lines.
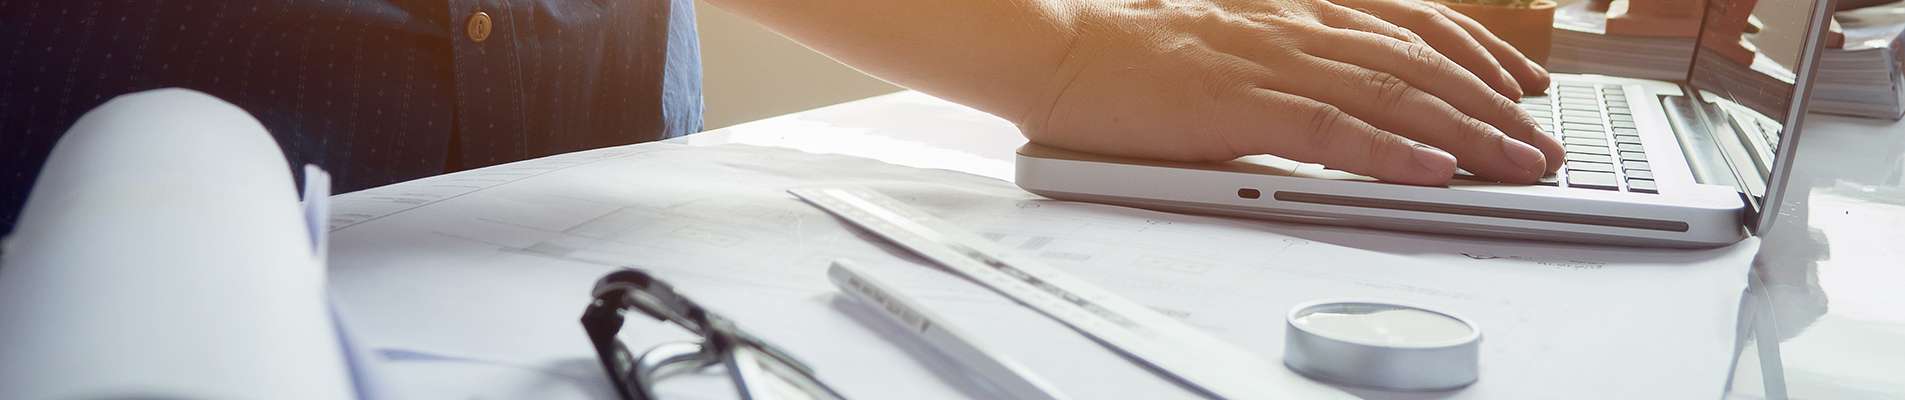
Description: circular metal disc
xmin=1283 ymin=299 xmax=1481 ymax=391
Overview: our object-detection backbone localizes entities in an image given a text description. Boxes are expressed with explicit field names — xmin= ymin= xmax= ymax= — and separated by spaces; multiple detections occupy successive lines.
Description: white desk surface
xmin=681 ymin=91 xmax=1905 ymax=399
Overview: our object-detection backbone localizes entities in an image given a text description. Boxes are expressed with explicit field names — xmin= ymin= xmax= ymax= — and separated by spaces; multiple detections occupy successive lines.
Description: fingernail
xmin=1501 ymin=138 xmax=1545 ymax=175
xmin=1412 ymin=143 xmax=1457 ymax=176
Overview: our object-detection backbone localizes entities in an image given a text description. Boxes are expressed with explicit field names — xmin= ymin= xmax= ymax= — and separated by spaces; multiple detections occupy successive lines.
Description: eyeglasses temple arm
xmin=583 ymin=298 xmax=643 ymax=400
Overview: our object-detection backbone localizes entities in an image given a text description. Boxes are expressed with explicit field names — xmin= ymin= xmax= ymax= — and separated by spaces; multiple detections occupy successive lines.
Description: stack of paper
xmin=1812 ymin=5 xmax=1905 ymax=119
xmin=1548 ymin=1 xmax=1905 ymax=120
xmin=1693 ymin=47 xmax=1800 ymax=121
xmin=1549 ymin=0 xmax=1698 ymax=81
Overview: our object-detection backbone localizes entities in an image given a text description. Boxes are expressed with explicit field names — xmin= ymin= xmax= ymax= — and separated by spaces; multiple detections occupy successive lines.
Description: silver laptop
xmin=1015 ymin=0 xmax=1834 ymax=248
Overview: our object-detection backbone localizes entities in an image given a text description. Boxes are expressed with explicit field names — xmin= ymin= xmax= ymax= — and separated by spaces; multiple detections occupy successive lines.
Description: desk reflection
xmin=1732 ymin=112 xmax=1905 ymax=399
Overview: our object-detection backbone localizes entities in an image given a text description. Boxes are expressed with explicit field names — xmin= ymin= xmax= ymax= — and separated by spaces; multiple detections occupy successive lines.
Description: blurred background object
xmin=1550 ymin=0 xmax=1905 ymax=120
xmin=1606 ymin=0 xmax=1706 ymax=37
xmin=1437 ymin=0 xmax=1561 ymax=65
xmin=696 ymin=1 xmax=901 ymax=130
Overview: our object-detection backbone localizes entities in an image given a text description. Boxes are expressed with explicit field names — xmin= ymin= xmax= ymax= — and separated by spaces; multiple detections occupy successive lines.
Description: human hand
xmin=1015 ymin=0 xmax=1563 ymax=185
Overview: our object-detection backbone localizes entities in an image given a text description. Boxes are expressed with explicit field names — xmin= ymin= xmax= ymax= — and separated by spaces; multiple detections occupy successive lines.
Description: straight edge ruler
xmin=790 ymin=187 xmax=1353 ymax=400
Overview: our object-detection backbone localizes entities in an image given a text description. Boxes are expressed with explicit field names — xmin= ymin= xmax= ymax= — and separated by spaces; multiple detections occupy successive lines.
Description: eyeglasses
xmin=581 ymin=268 xmax=848 ymax=400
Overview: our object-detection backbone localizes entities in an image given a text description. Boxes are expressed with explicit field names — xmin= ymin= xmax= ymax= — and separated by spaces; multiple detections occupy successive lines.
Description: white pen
xmin=828 ymin=260 xmax=1071 ymax=400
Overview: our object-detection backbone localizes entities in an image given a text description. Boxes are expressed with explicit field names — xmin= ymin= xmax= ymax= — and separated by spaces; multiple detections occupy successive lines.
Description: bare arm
xmin=705 ymin=0 xmax=1562 ymax=185
xmin=703 ymin=0 xmax=1081 ymax=125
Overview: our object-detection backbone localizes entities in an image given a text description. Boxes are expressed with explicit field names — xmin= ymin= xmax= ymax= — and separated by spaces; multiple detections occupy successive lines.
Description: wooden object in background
xmin=1700 ymin=0 xmax=1761 ymax=64
xmin=1607 ymin=0 xmax=1707 ymax=37
xmin=1438 ymin=0 xmax=1560 ymax=65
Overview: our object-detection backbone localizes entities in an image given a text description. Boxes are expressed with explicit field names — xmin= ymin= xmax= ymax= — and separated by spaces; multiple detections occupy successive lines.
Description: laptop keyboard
xmin=1516 ymin=83 xmax=1659 ymax=194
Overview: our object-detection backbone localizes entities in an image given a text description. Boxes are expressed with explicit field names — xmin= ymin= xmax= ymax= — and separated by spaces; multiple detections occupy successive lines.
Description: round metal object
xmin=1283 ymin=299 xmax=1481 ymax=391
xmin=467 ymin=11 xmax=493 ymax=43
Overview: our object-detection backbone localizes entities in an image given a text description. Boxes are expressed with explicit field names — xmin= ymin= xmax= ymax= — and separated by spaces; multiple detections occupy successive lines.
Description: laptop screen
xmin=1683 ymin=0 xmax=1831 ymax=229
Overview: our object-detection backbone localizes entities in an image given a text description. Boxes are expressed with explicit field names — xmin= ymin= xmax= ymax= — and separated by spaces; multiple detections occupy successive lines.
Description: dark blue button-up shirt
xmin=0 ymin=0 xmax=704 ymax=235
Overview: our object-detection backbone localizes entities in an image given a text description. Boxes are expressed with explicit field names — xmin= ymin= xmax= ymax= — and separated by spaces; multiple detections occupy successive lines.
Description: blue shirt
xmin=0 ymin=0 xmax=704 ymax=235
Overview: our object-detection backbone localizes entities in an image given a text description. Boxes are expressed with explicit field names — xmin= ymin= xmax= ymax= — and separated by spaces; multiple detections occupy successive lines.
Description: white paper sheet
xmin=326 ymin=142 xmax=1757 ymax=399
xmin=0 ymin=89 xmax=354 ymax=399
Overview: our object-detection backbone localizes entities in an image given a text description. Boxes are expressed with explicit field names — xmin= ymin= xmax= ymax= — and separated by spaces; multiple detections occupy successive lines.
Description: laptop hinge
xmin=1739 ymin=190 xmax=1765 ymax=235
xmin=1661 ymin=93 xmax=1767 ymax=226
xmin=1663 ymin=95 xmax=1739 ymax=187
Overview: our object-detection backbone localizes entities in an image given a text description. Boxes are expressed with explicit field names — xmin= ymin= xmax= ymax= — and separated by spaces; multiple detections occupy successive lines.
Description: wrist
xmin=1008 ymin=0 xmax=1095 ymax=137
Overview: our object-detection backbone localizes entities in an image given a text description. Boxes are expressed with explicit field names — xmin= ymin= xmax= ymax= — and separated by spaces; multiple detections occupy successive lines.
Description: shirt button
xmin=466 ymin=11 xmax=493 ymax=43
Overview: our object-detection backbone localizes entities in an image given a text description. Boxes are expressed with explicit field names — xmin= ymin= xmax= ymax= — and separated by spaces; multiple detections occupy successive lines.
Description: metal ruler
xmin=790 ymin=187 xmax=1353 ymax=400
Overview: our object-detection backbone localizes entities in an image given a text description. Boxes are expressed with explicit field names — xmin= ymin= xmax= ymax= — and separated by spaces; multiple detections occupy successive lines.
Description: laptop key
xmin=1615 ymin=135 xmax=1643 ymax=145
xmin=1568 ymin=161 xmax=1615 ymax=173
xmin=1562 ymin=122 xmax=1605 ymax=131
xmin=1563 ymin=130 xmax=1605 ymax=140
xmin=1619 ymin=151 xmax=1647 ymax=160
xmin=1628 ymin=179 xmax=1658 ymax=194
xmin=1609 ymin=114 xmax=1635 ymax=123
xmin=1616 ymin=143 xmax=1645 ymax=152
xmin=1569 ymin=153 xmax=1613 ymax=164
xmin=1566 ymin=144 xmax=1612 ymax=155
xmin=1608 ymin=106 xmax=1632 ymax=115
xmin=1627 ymin=169 xmax=1654 ymax=180
xmin=1567 ymin=171 xmax=1620 ymax=190
xmin=1613 ymin=127 xmax=1639 ymax=135
xmin=1563 ymin=136 xmax=1608 ymax=146
xmin=1623 ymin=160 xmax=1651 ymax=171
xmin=1537 ymin=174 xmax=1560 ymax=186
xmin=1607 ymin=99 xmax=1630 ymax=108
xmin=1561 ymin=115 xmax=1603 ymax=125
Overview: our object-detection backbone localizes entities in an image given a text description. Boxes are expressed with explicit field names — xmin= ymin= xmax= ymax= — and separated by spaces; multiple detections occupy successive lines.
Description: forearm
xmin=703 ymin=0 xmax=1083 ymax=124
xmin=709 ymin=0 xmax=1562 ymax=185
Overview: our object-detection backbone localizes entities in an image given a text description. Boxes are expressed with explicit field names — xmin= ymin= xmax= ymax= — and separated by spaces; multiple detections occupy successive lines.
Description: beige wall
xmin=695 ymin=2 xmax=903 ymax=130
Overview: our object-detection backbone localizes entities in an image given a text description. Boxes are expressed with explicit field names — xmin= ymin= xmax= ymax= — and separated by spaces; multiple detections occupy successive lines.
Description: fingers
xmin=1223 ymin=89 xmax=1458 ymax=186
xmin=1431 ymin=4 xmax=1551 ymax=95
xmin=1324 ymin=0 xmax=1522 ymax=100
xmin=1311 ymin=3 xmax=1423 ymax=45
xmin=1262 ymin=57 xmax=1547 ymax=182
xmin=1297 ymin=28 xmax=1563 ymax=175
